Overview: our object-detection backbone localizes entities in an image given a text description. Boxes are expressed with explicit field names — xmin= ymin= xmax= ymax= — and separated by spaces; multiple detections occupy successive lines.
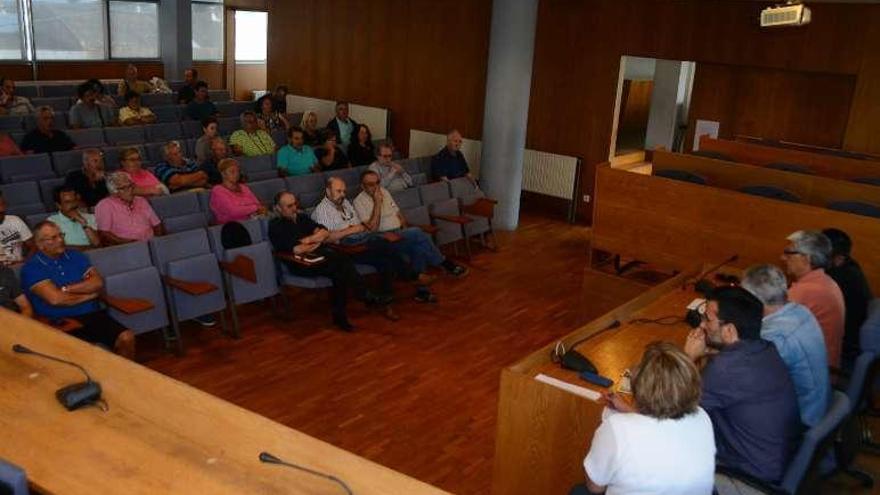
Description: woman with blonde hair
xmin=299 ymin=110 xmax=321 ymax=147
xmin=575 ymin=342 xmax=716 ymax=495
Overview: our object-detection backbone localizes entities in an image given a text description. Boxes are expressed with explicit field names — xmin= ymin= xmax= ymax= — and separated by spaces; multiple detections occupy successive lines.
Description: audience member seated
xmin=314 ymin=129 xmax=350 ymax=172
xmin=119 ymin=147 xmax=167 ymax=197
xmin=782 ymin=230 xmax=845 ymax=368
xmin=0 ymin=131 xmax=22 ymax=157
xmin=185 ymin=81 xmax=218 ymax=121
xmin=0 ymin=263 xmax=32 ymax=316
xmin=255 ymin=94 xmax=289 ymax=132
xmin=300 ymin=110 xmax=321 ymax=146
xmin=119 ymin=91 xmax=156 ymax=126
xmin=200 ymin=137 xmax=228 ymax=185
xmin=86 ymin=78 xmax=117 ymax=108
xmin=578 ymin=342 xmax=715 ymax=495
xmin=154 ymin=141 xmax=211 ymax=192
xmin=229 ymin=111 xmax=275 ymax=157
xmin=117 ymin=64 xmax=152 ymax=96
xmin=277 ymin=126 xmax=318 ymax=177
xmin=0 ymin=77 xmax=35 ymax=116
xmin=0 ymin=191 xmax=33 ymax=264
xmin=348 ymin=124 xmax=375 ymax=167
xmin=312 ymin=177 xmax=409 ymax=319
xmin=20 ymin=106 xmax=74 ymax=154
xmin=684 ymin=287 xmax=801 ymax=486
xmin=742 ymin=264 xmax=830 ymax=427
xmin=268 ymin=191 xmax=391 ymax=331
xmin=354 ymin=169 xmax=467 ymax=283
xmin=271 ymin=85 xmax=288 ymax=114
xmin=64 ymin=148 xmax=109 ymax=208
xmin=369 ymin=141 xmax=413 ymax=192
xmin=69 ymin=81 xmax=116 ymax=129
xmin=195 ymin=116 xmax=219 ymax=164
xmin=95 ymin=171 xmax=163 ymax=245
xmin=823 ymin=228 xmax=874 ymax=369
xmin=22 ymin=221 xmax=135 ymax=358
xmin=177 ymin=68 xmax=198 ymax=104
xmin=209 ymin=158 xmax=266 ymax=224
xmin=431 ymin=129 xmax=473 ymax=182
xmin=326 ymin=101 xmax=358 ymax=150
xmin=47 ymin=185 xmax=100 ymax=249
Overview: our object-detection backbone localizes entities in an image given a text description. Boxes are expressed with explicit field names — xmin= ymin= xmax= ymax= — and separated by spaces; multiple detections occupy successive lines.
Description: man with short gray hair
xmin=368 ymin=141 xmax=413 ymax=192
xmin=153 ymin=140 xmax=210 ymax=192
xmin=64 ymin=148 xmax=108 ymax=207
xmin=781 ymin=230 xmax=845 ymax=367
xmin=95 ymin=171 xmax=163 ymax=245
xmin=742 ymin=264 xmax=830 ymax=427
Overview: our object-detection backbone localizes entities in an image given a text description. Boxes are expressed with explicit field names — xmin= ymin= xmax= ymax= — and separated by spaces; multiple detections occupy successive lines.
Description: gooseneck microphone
xmin=683 ymin=254 xmax=739 ymax=296
xmin=259 ymin=451 xmax=354 ymax=495
xmin=12 ymin=344 xmax=104 ymax=411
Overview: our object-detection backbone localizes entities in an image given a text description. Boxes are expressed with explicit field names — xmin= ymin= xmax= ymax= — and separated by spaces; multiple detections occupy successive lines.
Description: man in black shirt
xmin=0 ymin=264 xmax=32 ymax=316
xmin=268 ymin=191 xmax=391 ymax=331
xmin=20 ymin=106 xmax=75 ymax=154
xmin=177 ymin=68 xmax=198 ymax=105
xmin=824 ymin=228 xmax=874 ymax=368
xmin=64 ymin=149 xmax=109 ymax=208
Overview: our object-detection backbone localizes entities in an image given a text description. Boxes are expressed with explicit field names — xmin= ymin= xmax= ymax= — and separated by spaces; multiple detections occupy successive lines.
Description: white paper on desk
xmin=693 ymin=120 xmax=720 ymax=151
xmin=535 ymin=373 xmax=602 ymax=402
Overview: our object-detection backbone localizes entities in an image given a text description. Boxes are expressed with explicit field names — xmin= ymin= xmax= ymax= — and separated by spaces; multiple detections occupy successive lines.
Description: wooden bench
xmin=735 ymin=135 xmax=880 ymax=162
xmin=699 ymin=136 xmax=880 ymax=183
xmin=590 ymin=165 xmax=880 ymax=293
xmin=652 ymin=150 xmax=880 ymax=208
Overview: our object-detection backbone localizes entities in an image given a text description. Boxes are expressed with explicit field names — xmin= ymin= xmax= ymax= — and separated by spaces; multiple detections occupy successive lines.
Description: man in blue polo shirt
xmin=277 ymin=126 xmax=318 ymax=176
xmin=21 ymin=221 xmax=135 ymax=358
xmin=684 ymin=286 xmax=802 ymax=486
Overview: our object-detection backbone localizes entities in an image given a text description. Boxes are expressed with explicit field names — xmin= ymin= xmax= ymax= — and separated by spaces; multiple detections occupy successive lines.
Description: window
xmin=109 ymin=1 xmax=158 ymax=59
xmin=192 ymin=1 xmax=223 ymax=61
xmin=234 ymin=11 xmax=266 ymax=63
xmin=32 ymin=0 xmax=107 ymax=60
xmin=0 ymin=0 xmax=25 ymax=60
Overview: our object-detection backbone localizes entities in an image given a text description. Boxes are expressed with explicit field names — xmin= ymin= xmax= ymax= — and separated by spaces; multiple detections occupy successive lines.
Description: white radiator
xmin=284 ymin=95 xmax=389 ymax=139
xmin=408 ymin=129 xmax=578 ymax=200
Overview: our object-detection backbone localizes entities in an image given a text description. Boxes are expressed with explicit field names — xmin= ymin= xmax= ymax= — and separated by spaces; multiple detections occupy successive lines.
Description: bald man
xmin=431 ymin=129 xmax=473 ymax=182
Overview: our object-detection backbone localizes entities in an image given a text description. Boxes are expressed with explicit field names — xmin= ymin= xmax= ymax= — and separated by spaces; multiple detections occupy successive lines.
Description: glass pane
xmin=109 ymin=1 xmax=158 ymax=58
xmin=234 ymin=11 xmax=266 ymax=62
xmin=192 ymin=2 xmax=222 ymax=61
xmin=33 ymin=0 xmax=106 ymax=60
xmin=0 ymin=0 xmax=23 ymax=60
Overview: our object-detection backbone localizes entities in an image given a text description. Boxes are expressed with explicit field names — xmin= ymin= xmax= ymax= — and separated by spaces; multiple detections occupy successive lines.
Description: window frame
xmin=107 ymin=0 xmax=160 ymax=61
xmin=191 ymin=0 xmax=224 ymax=62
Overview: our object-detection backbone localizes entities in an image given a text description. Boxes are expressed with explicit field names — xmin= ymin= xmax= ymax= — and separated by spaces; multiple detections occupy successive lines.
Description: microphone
xmin=259 ymin=451 xmax=353 ymax=495
xmin=550 ymin=320 xmax=621 ymax=376
xmin=12 ymin=344 xmax=103 ymax=411
xmin=683 ymin=254 xmax=739 ymax=297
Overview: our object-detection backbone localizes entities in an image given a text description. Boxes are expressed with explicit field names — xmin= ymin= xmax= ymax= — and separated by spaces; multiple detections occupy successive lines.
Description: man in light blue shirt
xmin=277 ymin=127 xmax=318 ymax=176
xmin=742 ymin=264 xmax=831 ymax=427
xmin=47 ymin=185 xmax=100 ymax=248
xmin=326 ymin=101 xmax=357 ymax=150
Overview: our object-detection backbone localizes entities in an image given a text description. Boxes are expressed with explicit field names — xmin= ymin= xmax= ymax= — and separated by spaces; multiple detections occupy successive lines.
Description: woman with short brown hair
xmin=577 ymin=342 xmax=716 ymax=495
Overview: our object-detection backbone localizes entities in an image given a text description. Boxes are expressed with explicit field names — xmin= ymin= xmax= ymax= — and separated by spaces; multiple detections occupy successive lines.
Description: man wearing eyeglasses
xmin=781 ymin=230 xmax=845 ymax=368
xmin=95 ymin=171 xmax=163 ymax=245
xmin=684 ymin=286 xmax=801 ymax=489
xmin=368 ymin=142 xmax=413 ymax=192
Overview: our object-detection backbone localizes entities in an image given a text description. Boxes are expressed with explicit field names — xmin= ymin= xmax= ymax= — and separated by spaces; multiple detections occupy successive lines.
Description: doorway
xmin=225 ymin=9 xmax=267 ymax=101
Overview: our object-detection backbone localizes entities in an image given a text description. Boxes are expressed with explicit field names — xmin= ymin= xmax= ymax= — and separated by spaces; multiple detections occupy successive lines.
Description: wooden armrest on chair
xmin=101 ymin=294 xmax=154 ymax=314
xmin=37 ymin=316 xmax=83 ymax=333
xmin=418 ymin=224 xmax=440 ymax=235
xmin=162 ymin=275 xmax=217 ymax=295
xmin=219 ymin=254 xmax=257 ymax=283
xmin=431 ymin=214 xmax=474 ymax=225
xmin=328 ymin=243 xmax=368 ymax=255
xmin=461 ymin=197 xmax=497 ymax=218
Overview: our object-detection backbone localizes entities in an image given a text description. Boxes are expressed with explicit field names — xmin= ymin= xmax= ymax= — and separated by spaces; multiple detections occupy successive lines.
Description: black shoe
xmin=414 ymin=288 xmax=438 ymax=304
xmin=442 ymin=260 xmax=469 ymax=278
xmin=363 ymin=291 xmax=393 ymax=306
xmin=333 ymin=317 xmax=355 ymax=332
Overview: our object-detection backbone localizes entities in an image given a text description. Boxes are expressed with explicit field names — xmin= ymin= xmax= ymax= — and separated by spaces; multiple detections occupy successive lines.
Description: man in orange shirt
xmin=782 ymin=230 xmax=845 ymax=368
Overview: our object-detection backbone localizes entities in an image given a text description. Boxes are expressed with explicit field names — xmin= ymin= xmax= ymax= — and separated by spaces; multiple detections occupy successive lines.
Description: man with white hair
xmin=368 ymin=141 xmax=413 ymax=192
xmin=431 ymin=129 xmax=473 ymax=182
xmin=64 ymin=148 xmax=108 ymax=207
xmin=781 ymin=230 xmax=846 ymax=368
xmin=95 ymin=171 xmax=163 ymax=245
xmin=742 ymin=264 xmax=830 ymax=427
xmin=153 ymin=140 xmax=210 ymax=192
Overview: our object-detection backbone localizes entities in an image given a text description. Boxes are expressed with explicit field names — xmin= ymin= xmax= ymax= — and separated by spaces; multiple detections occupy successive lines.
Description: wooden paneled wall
xmin=192 ymin=62 xmax=225 ymax=89
xmin=265 ymin=0 xmax=492 ymax=155
xmin=528 ymin=0 xmax=880 ymax=222
xmin=0 ymin=62 xmax=164 ymax=82
xmin=618 ymin=80 xmax=652 ymax=132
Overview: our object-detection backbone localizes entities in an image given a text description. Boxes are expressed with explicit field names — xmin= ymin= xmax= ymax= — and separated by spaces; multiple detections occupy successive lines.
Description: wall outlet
xmin=582 ymin=194 xmax=591 ymax=203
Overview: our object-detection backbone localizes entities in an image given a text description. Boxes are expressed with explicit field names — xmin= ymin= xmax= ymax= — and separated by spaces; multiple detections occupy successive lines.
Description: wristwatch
xmin=61 ymin=285 xmax=68 ymax=293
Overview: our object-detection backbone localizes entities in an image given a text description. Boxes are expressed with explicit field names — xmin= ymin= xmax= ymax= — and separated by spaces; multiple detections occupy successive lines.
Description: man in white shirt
xmin=367 ymin=142 xmax=413 ymax=192
xmin=0 ymin=192 xmax=33 ymax=264
xmin=0 ymin=78 xmax=35 ymax=116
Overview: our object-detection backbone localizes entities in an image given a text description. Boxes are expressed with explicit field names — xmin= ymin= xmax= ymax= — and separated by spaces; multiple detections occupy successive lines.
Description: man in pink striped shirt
xmin=782 ymin=230 xmax=846 ymax=368
xmin=95 ymin=171 xmax=164 ymax=245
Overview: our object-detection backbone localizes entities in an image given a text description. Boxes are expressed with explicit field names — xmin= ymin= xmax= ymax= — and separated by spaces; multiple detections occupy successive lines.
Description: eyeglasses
xmin=783 ymin=249 xmax=803 ymax=256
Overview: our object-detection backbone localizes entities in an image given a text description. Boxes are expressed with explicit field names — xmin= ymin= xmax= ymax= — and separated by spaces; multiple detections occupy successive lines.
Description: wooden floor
xmin=137 ymin=211 xmax=880 ymax=494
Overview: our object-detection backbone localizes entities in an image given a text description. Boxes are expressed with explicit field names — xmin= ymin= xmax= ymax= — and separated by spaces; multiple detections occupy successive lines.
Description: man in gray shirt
xmin=69 ymin=82 xmax=115 ymax=129
xmin=368 ymin=141 xmax=413 ymax=192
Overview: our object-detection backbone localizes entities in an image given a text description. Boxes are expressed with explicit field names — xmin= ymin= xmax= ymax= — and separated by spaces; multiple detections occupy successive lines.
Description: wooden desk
xmin=492 ymin=268 xmax=702 ymax=495
xmin=0 ymin=309 xmax=448 ymax=495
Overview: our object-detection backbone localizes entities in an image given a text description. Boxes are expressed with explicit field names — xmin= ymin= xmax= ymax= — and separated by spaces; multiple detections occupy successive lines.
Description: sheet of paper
xmin=535 ymin=373 xmax=602 ymax=402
